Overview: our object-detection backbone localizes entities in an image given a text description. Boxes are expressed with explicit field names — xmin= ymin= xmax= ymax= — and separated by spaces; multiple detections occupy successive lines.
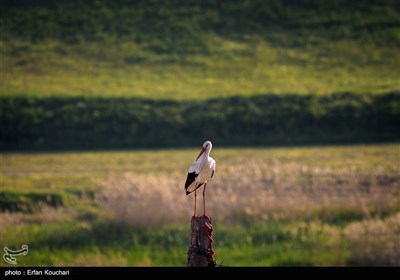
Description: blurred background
xmin=1 ymin=0 xmax=399 ymax=266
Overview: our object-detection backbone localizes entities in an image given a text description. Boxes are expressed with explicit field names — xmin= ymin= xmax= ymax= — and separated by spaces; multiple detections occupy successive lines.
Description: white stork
xmin=184 ymin=140 xmax=216 ymax=217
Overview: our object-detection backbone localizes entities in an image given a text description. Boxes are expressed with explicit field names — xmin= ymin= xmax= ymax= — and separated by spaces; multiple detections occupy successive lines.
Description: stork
xmin=184 ymin=140 xmax=215 ymax=217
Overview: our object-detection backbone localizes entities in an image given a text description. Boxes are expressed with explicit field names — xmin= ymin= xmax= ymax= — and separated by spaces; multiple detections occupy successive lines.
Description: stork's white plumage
xmin=184 ymin=140 xmax=215 ymax=216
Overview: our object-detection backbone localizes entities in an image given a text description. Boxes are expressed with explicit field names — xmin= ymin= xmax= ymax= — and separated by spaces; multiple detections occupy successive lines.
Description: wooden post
xmin=187 ymin=215 xmax=216 ymax=267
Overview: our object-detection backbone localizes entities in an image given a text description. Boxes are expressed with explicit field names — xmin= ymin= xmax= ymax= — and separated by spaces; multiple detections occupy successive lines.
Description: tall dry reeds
xmin=97 ymin=158 xmax=399 ymax=226
xmin=97 ymin=156 xmax=400 ymax=265
xmin=344 ymin=212 xmax=400 ymax=266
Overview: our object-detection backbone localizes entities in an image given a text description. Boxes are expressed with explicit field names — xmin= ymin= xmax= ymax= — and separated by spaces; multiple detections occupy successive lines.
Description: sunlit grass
xmin=3 ymin=144 xmax=398 ymax=177
xmin=2 ymin=39 xmax=399 ymax=99
xmin=1 ymin=144 xmax=399 ymax=266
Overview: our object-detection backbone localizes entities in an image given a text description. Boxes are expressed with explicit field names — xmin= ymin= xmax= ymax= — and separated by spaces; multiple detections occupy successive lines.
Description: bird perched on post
xmin=184 ymin=140 xmax=216 ymax=217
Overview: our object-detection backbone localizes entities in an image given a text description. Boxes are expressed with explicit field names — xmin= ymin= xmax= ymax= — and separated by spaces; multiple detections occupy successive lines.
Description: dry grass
xmin=2 ymin=145 xmax=399 ymax=266
xmin=98 ymin=173 xmax=187 ymax=226
xmin=96 ymin=151 xmax=399 ymax=265
xmin=97 ymin=152 xmax=399 ymax=225
xmin=0 ymin=206 xmax=71 ymax=227
xmin=344 ymin=212 xmax=400 ymax=266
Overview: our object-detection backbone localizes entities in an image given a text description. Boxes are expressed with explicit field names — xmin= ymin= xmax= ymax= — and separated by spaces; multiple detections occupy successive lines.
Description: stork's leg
xmin=203 ymin=183 xmax=207 ymax=216
xmin=194 ymin=190 xmax=197 ymax=217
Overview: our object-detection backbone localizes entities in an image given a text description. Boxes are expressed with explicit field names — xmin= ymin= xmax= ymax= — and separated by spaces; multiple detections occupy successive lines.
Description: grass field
xmin=2 ymin=1 xmax=399 ymax=100
xmin=1 ymin=144 xmax=399 ymax=266
xmin=1 ymin=1 xmax=399 ymax=266
xmin=2 ymin=39 xmax=399 ymax=99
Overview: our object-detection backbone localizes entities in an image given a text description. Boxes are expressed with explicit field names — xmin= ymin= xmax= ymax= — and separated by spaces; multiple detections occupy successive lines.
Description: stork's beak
xmin=196 ymin=147 xmax=206 ymax=160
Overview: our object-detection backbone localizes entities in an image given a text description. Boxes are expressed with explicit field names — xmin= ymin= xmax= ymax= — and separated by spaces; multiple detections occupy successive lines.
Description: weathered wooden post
xmin=187 ymin=215 xmax=216 ymax=267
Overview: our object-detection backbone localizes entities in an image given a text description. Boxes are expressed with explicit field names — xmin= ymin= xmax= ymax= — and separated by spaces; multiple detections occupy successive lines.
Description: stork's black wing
xmin=184 ymin=172 xmax=198 ymax=190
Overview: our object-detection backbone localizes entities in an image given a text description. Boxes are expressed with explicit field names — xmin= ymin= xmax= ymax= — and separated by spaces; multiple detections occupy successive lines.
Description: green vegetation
xmin=0 ymin=190 xmax=65 ymax=212
xmin=3 ymin=0 xmax=399 ymax=50
xmin=1 ymin=0 xmax=399 ymax=149
xmin=1 ymin=0 xmax=399 ymax=99
xmin=1 ymin=93 xmax=399 ymax=150
xmin=1 ymin=220 xmax=350 ymax=266
xmin=1 ymin=1 xmax=399 ymax=266
xmin=1 ymin=145 xmax=399 ymax=266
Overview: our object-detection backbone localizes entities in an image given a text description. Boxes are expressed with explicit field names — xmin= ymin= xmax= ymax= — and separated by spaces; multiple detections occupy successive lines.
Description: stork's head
xmin=203 ymin=140 xmax=212 ymax=150
xmin=196 ymin=140 xmax=213 ymax=160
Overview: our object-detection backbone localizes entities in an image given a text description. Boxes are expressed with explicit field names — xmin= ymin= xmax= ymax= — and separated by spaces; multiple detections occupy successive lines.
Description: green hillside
xmin=1 ymin=0 xmax=399 ymax=149
xmin=1 ymin=0 xmax=399 ymax=99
